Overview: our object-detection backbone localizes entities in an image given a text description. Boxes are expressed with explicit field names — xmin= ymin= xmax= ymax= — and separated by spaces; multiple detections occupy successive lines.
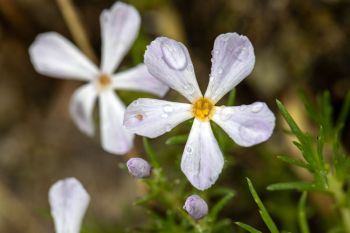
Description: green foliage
xmin=244 ymin=178 xmax=280 ymax=233
xmin=297 ymin=192 xmax=310 ymax=233
xmin=270 ymin=91 xmax=350 ymax=233
xmin=136 ymin=137 xmax=235 ymax=233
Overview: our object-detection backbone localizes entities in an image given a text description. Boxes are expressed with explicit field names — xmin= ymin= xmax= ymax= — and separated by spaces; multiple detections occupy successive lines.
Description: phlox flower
xmin=29 ymin=2 xmax=169 ymax=154
xmin=124 ymin=33 xmax=275 ymax=190
xmin=49 ymin=178 xmax=90 ymax=233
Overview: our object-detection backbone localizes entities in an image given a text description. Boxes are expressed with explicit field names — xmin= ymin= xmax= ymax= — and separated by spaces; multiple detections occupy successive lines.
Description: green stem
xmin=328 ymin=174 xmax=350 ymax=233
xmin=151 ymin=168 xmax=204 ymax=233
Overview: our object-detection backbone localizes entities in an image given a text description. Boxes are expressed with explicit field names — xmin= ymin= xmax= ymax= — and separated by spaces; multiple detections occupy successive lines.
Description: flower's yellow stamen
xmin=192 ymin=97 xmax=215 ymax=121
xmin=98 ymin=74 xmax=111 ymax=87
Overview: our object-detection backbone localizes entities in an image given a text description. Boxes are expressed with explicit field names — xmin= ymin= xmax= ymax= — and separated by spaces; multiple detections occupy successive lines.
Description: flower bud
xmin=126 ymin=157 xmax=151 ymax=178
xmin=183 ymin=194 xmax=208 ymax=220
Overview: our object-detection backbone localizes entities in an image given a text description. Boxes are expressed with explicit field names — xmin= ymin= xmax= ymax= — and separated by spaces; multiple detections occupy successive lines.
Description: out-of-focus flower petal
xmin=100 ymin=91 xmax=134 ymax=155
xmin=183 ymin=195 xmax=208 ymax=220
xmin=100 ymin=2 xmax=140 ymax=74
xmin=124 ymin=98 xmax=192 ymax=138
xmin=112 ymin=64 xmax=169 ymax=97
xmin=29 ymin=32 xmax=99 ymax=80
xmin=144 ymin=37 xmax=202 ymax=102
xmin=126 ymin=157 xmax=151 ymax=178
xmin=49 ymin=178 xmax=90 ymax=233
xmin=69 ymin=84 xmax=97 ymax=137
xmin=181 ymin=120 xmax=224 ymax=190
xmin=205 ymin=33 xmax=255 ymax=103
xmin=212 ymin=102 xmax=275 ymax=147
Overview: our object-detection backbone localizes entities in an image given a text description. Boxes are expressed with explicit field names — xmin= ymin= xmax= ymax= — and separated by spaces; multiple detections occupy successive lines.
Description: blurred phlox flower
xmin=124 ymin=33 xmax=275 ymax=190
xmin=49 ymin=177 xmax=90 ymax=233
xmin=29 ymin=2 xmax=169 ymax=155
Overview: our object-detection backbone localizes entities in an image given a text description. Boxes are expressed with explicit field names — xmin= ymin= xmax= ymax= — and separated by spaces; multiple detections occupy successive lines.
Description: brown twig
xmin=56 ymin=0 xmax=97 ymax=63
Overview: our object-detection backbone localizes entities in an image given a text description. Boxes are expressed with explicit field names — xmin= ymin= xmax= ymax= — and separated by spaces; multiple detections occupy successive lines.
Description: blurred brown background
xmin=0 ymin=0 xmax=349 ymax=232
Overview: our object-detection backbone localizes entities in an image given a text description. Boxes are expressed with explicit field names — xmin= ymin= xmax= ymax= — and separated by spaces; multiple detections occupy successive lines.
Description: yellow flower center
xmin=192 ymin=97 xmax=215 ymax=121
xmin=97 ymin=74 xmax=112 ymax=89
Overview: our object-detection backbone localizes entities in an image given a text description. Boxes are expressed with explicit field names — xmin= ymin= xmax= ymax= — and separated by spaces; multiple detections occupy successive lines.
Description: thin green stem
xmin=328 ymin=174 xmax=350 ymax=233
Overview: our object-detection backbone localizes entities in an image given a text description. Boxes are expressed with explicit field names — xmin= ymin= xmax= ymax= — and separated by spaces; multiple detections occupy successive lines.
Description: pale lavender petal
xmin=69 ymin=84 xmax=97 ymax=137
xmin=100 ymin=2 xmax=140 ymax=74
xmin=49 ymin=178 xmax=90 ymax=233
xmin=112 ymin=64 xmax=169 ymax=97
xmin=212 ymin=102 xmax=275 ymax=147
xmin=124 ymin=98 xmax=192 ymax=138
xmin=99 ymin=91 xmax=134 ymax=155
xmin=181 ymin=120 xmax=224 ymax=190
xmin=29 ymin=32 xmax=99 ymax=80
xmin=144 ymin=37 xmax=202 ymax=102
xmin=205 ymin=33 xmax=255 ymax=103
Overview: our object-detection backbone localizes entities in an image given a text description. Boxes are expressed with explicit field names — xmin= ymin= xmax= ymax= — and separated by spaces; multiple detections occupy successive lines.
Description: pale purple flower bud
xmin=183 ymin=195 xmax=208 ymax=220
xmin=126 ymin=157 xmax=151 ymax=178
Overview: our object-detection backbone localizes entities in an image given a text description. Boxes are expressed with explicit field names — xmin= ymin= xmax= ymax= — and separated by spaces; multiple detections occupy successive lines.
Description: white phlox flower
xmin=124 ymin=33 xmax=276 ymax=190
xmin=29 ymin=2 xmax=169 ymax=155
xmin=49 ymin=178 xmax=90 ymax=233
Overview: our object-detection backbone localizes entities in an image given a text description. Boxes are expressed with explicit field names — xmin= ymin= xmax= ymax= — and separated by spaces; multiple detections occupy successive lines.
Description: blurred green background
xmin=0 ymin=0 xmax=349 ymax=232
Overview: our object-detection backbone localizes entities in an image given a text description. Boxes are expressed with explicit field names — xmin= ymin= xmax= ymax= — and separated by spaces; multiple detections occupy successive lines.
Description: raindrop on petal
xmin=163 ymin=104 xmax=173 ymax=113
xmin=185 ymin=145 xmax=193 ymax=154
xmin=219 ymin=108 xmax=231 ymax=121
xmin=239 ymin=105 xmax=248 ymax=111
xmin=161 ymin=40 xmax=187 ymax=70
xmin=165 ymin=124 xmax=172 ymax=132
xmin=251 ymin=103 xmax=263 ymax=113
xmin=217 ymin=67 xmax=223 ymax=74
xmin=161 ymin=113 xmax=168 ymax=119
xmin=183 ymin=84 xmax=195 ymax=95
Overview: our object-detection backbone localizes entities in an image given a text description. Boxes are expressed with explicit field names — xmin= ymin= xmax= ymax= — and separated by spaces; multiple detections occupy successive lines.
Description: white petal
xmin=124 ymin=98 xmax=192 ymax=138
xmin=49 ymin=178 xmax=90 ymax=233
xmin=144 ymin=37 xmax=202 ymax=102
xmin=212 ymin=102 xmax=275 ymax=147
xmin=205 ymin=33 xmax=255 ymax=103
xmin=181 ymin=120 xmax=224 ymax=190
xmin=99 ymin=91 xmax=134 ymax=155
xmin=112 ymin=64 xmax=169 ymax=97
xmin=100 ymin=2 xmax=140 ymax=74
xmin=29 ymin=32 xmax=99 ymax=80
xmin=69 ymin=84 xmax=97 ymax=137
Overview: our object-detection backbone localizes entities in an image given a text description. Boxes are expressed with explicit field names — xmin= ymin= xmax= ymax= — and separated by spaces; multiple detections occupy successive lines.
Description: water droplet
xmin=161 ymin=40 xmax=187 ymax=70
xmin=217 ymin=67 xmax=223 ymax=74
xmin=209 ymin=74 xmax=214 ymax=81
xmin=239 ymin=105 xmax=248 ymax=111
xmin=161 ymin=113 xmax=168 ymax=119
xmin=185 ymin=145 xmax=193 ymax=154
xmin=237 ymin=47 xmax=249 ymax=61
xmin=132 ymin=100 xmax=139 ymax=106
xmin=165 ymin=124 xmax=172 ymax=132
xmin=251 ymin=103 xmax=263 ymax=113
xmin=219 ymin=108 xmax=231 ymax=121
xmin=238 ymin=125 xmax=252 ymax=142
xmin=183 ymin=84 xmax=195 ymax=95
xmin=163 ymin=104 xmax=173 ymax=113
xmin=187 ymin=64 xmax=194 ymax=72
xmin=211 ymin=58 xmax=215 ymax=63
